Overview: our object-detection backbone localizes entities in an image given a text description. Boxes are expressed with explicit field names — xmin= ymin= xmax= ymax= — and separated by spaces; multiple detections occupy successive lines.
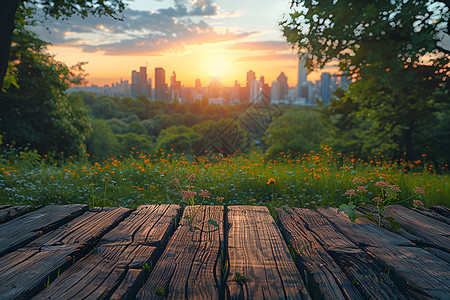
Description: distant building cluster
xmin=69 ymin=56 xmax=349 ymax=106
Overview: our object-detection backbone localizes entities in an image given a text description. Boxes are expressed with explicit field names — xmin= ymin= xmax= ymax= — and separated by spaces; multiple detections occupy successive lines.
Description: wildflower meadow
xmin=0 ymin=146 xmax=448 ymax=210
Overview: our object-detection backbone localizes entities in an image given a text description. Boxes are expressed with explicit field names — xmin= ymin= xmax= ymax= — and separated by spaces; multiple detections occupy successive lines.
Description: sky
xmin=34 ymin=0 xmax=336 ymax=87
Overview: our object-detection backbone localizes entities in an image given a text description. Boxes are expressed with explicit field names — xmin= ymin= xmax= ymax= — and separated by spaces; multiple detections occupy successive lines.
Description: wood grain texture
xmin=277 ymin=207 xmax=405 ymax=300
xmin=429 ymin=205 xmax=450 ymax=219
xmin=0 ymin=205 xmax=37 ymax=224
xmin=0 ymin=207 xmax=130 ymax=300
xmin=227 ymin=206 xmax=310 ymax=300
xmin=359 ymin=204 xmax=450 ymax=252
xmin=136 ymin=205 xmax=224 ymax=300
xmin=0 ymin=204 xmax=88 ymax=257
xmin=35 ymin=204 xmax=181 ymax=300
xmin=318 ymin=207 xmax=450 ymax=299
xmin=411 ymin=207 xmax=450 ymax=225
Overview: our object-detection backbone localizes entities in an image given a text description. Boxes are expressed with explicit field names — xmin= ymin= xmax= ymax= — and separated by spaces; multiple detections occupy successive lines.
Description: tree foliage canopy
xmin=282 ymin=0 xmax=449 ymax=83
xmin=0 ymin=15 xmax=91 ymax=157
xmin=282 ymin=0 xmax=450 ymax=161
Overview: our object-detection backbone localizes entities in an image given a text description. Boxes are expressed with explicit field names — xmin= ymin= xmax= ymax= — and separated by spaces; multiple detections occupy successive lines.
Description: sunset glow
xmin=36 ymin=0 xmax=332 ymax=87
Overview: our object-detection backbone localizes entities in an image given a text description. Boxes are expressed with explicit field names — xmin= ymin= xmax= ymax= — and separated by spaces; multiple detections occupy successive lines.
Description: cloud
xmin=234 ymin=53 xmax=297 ymax=62
xmin=229 ymin=41 xmax=293 ymax=52
xmin=33 ymin=1 xmax=248 ymax=55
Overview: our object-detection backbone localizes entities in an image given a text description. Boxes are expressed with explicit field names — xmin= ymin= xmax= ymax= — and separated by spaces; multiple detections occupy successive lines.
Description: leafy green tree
xmin=116 ymin=133 xmax=153 ymax=155
xmin=128 ymin=95 xmax=148 ymax=119
xmin=141 ymin=119 xmax=161 ymax=137
xmin=91 ymin=97 xmax=121 ymax=119
xmin=1 ymin=0 xmax=126 ymax=88
xmin=181 ymin=113 xmax=201 ymax=127
xmin=106 ymin=118 xmax=128 ymax=134
xmin=126 ymin=121 xmax=146 ymax=135
xmin=0 ymin=19 xmax=90 ymax=157
xmin=156 ymin=126 xmax=201 ymax=153
xmin=192 ymin=119 xmax=247 ymax=154
xmin=121 ymin=114 xmax=140 ymax=124
xmin=263 ymin=110 xmax=329 ymax=156
xmin=283 ymin=0 xmax=449 ymax=160
xmin=318 ymin=88 xmax=368 ymax=157
xmin=283 ymin=0 xmax=449 ymax=81
xmin=189 ymin=101 xmax=203 ymax=115
xmin=86 ymin=119 xmax=118 ymax=161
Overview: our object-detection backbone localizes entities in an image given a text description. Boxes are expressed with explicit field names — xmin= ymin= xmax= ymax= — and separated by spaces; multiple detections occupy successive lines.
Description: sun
xmin=205 ymin=55 xmax=230 ymax=79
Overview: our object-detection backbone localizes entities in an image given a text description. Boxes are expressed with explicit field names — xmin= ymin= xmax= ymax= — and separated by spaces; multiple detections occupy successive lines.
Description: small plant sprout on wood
xmin=339 ymin=177 xmax=426 ymax=228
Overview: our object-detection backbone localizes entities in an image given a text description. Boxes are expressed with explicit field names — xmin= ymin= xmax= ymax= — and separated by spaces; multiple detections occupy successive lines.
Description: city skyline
xmin=32 ymin=0 xmax=339 ymax=87
xmin=70 ymin=61 xmax=347 ymax=107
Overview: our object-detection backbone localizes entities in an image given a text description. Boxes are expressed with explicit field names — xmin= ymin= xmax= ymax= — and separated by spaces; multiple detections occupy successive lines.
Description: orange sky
xmin=38 ymin=0 xmax=337 ymax=87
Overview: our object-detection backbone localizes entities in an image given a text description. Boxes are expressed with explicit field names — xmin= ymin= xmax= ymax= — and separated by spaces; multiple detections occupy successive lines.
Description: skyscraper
xmin=320 ymin=72 xmax=331 ymax=104
xmin=170 ymin=71 xmax=181 ymax=102
xmin=271 ymin=81 xmax=280 ymax=104
xmin=194 ymin=78 xmax=202 ymax=102
xmin=155 ymin=67 xmax=167 ymax=101
xmin=297 ymin=55 xmax=308 ymax=99
xmin=246 ymin=70 xmax=256 ymax=101
xmin=131 ymin=67 xmax=150 ymax=98
xmin=277 ymin=72 xmax=288 ymax=100
xmin=250 ymin=79 xmax=262 ymax=104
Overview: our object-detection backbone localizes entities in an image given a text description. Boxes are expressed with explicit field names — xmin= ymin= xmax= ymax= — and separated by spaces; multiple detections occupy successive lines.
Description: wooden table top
xmin=0 ymin=203 xmax=448 ymax=299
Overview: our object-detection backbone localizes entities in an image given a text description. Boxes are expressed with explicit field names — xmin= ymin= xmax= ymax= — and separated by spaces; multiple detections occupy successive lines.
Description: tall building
xmin=170 ymin=71 xmax=181 ymax=102
xmin=277 ymin=72 xmax=288 ymax=100
xmin=194 ymin=78 xmax=202 ymax=101
xmin=155 ymin=67 xmax=167 ymax=101
xmin=250 ymin=80 xmax=262 ymax=104
xmin=297 ymin=56 xmax=308 ymax=99
xmin=229 ymin=80 xmax=242 ymax=104
xmin=270 ymin=81 xmax=280 ymax=103
xmin=147 ymin=78 xmax=152 ymax=99
xmin=320 ymin=72 xmax=331 ymax=104
xmin=246 ymin=70 xmax=256 ymax=101
xmin=131 ymin=67 xmax=150 ymax=98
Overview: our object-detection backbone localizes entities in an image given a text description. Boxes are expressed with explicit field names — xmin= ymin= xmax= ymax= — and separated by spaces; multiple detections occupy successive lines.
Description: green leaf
xmin=384 ymin=217 xmax=394 ymax=222
xmin=338 ymin=202 xmax=357 ymax=222
xmin=364 ymin=213 xmax=375 ymax=222
xmin=208 ymin=219 xmax=219 ymax=227
xmin=391 ymin=221 xmax=400 ymax=231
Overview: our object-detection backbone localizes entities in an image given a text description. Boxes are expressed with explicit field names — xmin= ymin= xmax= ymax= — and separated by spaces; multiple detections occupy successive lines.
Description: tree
xmin=192 ymin=119 xmax=247 ymax=154
xmin=1 ymin=0 xmax=126 ymax=88
xmin=116 ymin=133 xmax=153 ymax=156
xmin=263 ymin=110 xmax=329 ymax=156
xmin=86 ymin=119 xmax=118 ymax=161
xmin=282 ymin=0 xmax=449 ymax=160
xmin=282 ymin=0 xmax=449 ymax=81
xmin=156 ymin=126 xmax=202 ymax=153
xmin=0 ymin=20 xmax=91 ymax=157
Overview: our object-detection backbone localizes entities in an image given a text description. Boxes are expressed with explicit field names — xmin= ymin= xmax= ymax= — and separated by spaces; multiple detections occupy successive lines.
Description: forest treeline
xmin=2 ymin=87 xmax=449 ymax=165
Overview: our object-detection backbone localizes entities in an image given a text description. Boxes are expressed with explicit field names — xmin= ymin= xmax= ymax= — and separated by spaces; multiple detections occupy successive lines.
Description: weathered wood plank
xmin=360 ymin=204 xmax=450 ymax=252
xmin=0 ymin=207 xmax=130 ymax=299
xmin=227 ymin=206 xmax=310 ymax=299
xmin=136 ymin=205 xmax=224 ymax=299
xmin=0 ymin=205 xmax=38 ymax=224
xmin=430 ymin=205 xmax=450 ymax=219
xmin=0 ymin=205 xmax=13 ymax=210
xmin=35 ymin=204 xmax=181 ymax=300
xmin=318 ymin=207 xmax=450 ymax=299
xmin=411 ymin=207 xmax=450 ymax=225
xmin=0 ymin=204 xmax=88 ymax=257
xmin=276 ymin=207 xmax=361 ymax=300
xmin=277 ymin=207 xmax=405 ymax=300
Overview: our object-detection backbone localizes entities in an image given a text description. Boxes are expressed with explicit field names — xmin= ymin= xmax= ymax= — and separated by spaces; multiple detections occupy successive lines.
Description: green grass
xmin=0 ymin=147 xmax=448 ymax=209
